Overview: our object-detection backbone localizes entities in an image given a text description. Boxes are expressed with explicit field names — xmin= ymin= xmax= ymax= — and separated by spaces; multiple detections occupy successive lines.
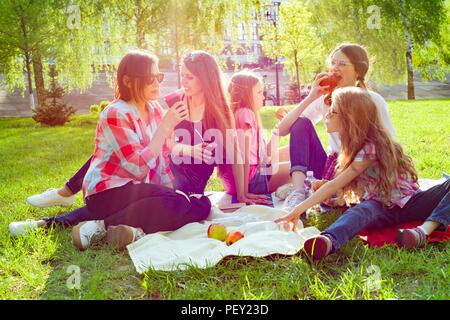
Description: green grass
xmin=0 ymin=99 xmax=449 ymax=300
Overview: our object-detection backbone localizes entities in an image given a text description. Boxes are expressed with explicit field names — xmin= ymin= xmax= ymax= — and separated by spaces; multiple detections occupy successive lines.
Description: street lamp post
xmin=265 ymin=1 xmax=281 ymax=106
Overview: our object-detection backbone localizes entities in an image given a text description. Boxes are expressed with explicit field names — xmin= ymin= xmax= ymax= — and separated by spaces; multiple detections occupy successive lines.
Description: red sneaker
xmin=397 ymin=227 xmax=427 ymax=249
xmin=303 ymin=235 xmax=333 ymax=260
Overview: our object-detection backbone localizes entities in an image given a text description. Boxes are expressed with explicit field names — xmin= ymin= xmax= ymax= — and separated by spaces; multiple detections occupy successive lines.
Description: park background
xmin=0 ymin=0 xmax=449 ymax=299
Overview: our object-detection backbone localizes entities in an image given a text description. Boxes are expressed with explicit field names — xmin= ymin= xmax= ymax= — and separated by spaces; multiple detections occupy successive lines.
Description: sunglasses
xmin=135 ymin=72 xmax=164 ymax=85
xmin=145 ymin=72 xmax=164 ymax=85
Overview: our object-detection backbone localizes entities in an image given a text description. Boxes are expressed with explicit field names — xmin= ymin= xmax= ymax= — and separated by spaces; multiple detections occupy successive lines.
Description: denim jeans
xmin=289 ymin=117 xmax=328 ymax=179
xmin=322 ymin=178 xmax=450 ymax=251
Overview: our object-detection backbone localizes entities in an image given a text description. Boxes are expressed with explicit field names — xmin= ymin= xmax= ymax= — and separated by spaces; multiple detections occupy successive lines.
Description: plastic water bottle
xmin=304 ymin=171 xmax=316 ymax=198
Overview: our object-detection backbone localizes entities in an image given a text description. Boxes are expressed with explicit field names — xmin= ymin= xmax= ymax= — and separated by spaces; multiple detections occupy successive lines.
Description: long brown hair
xmin=333 ymin=87 xmax=418 ymax=207
xmin=228 ymin=70 xmax=263 ymax=127
xmin=228 ymin=70 xmax=265 ymax=164
xmin=115 ymin=50 xmax=158 ymax=102
xmin=183 ymin=51 xmax=233 ymax=136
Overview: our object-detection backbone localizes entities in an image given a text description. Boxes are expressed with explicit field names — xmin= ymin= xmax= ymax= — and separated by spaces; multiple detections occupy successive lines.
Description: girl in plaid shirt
xmin=10 ymin=51 xmax=212 ymax=251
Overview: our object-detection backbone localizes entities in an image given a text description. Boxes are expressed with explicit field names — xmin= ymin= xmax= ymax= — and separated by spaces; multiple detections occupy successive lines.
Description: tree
xmin=260 ymin=1 xmax=324 ymax=97
xmin=0 ymin=0 xmax=132 ymax=111
xmin=307 ymin=0 xmax=447 ymax=99
xmin=32 ymin=65 xmax=75 ymax=126
xmin=0 ymin=0 xmax=59 ymax=109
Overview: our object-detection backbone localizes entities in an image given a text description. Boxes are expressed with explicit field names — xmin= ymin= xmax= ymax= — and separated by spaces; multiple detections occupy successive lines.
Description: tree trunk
xmin=294 ymin=52 xmax=301 ymax=99
xmin=399 ymin=0 xmax=415 ymax=100
xmin=19 ymin=12 xmax=35 ymax=110
xmin=135 ymin=0 xmax=144 ymax=48
xmin=174 ymin=23 xmax=181 ymax=89
xmin=32 ymin=52 xmax=46 ymax=108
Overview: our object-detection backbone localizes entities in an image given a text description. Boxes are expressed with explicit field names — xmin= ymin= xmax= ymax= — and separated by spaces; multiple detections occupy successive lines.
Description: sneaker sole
xmin=27 ymin=199 xmax=75 ymax=208
xmin=397 ymin=229 xmax=419 ymax=250
xmin=106 ymin=225 xmax=135 ymax=251
xmin=304 ymin=236 xmax=329 ymax=260
xmin=72 ymin=222 xmax=87 ymax=251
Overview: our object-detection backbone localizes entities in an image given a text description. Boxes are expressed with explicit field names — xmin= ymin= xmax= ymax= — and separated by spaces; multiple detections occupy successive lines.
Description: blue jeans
xmin=289 ymin=117 xmax=328 ymax=179
xmin=323 ymin=178 xmax=450 ymax=251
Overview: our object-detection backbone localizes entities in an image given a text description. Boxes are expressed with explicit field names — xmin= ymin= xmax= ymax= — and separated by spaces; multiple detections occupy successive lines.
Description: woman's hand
xmin=163 ymin=101 xmax=188 ymax=129
xmin=243 ymin=193 xmax=273 ymax=205
xmin=274 ymin=209 xmax=304 ymax=231
xmin=307 ymin=72 xmax=331 ymax=101
xmin=188 ymin=143 xmax=214 ymax=163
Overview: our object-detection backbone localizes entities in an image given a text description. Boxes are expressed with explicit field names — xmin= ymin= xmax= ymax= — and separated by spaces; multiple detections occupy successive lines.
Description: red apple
xmin=275 ymin=107 xmax=288 ymax=121
xmin=225 ymin=231 xmax=245 ymax=246
xmin=319 ymin=74 xmax=340 ymax=94
xmin=207 ymin=223 xmax=227 ymax=241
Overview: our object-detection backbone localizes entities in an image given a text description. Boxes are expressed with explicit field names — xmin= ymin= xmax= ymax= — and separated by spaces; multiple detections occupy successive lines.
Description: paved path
xmin=1 ymin=71 xmax=449 ymax=118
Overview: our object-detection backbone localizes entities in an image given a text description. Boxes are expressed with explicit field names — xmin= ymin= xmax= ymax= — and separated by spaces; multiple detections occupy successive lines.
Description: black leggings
xmin=46 ymin=182 xmax=211 ymax=234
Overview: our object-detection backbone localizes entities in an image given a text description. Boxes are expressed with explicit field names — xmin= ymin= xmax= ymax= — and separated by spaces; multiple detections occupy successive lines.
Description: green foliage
xmin=99 ymin=100 xmax=110 ymax=112
xmin=90 ymin=104 xmax=99 ymax=114
xmin=32 ymin=66 xmax=75 ymax=126
xmin=261 ymin=1 xmax=324 ymax=85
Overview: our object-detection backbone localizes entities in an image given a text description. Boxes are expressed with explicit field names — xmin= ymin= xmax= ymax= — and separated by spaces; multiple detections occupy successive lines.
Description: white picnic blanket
xmin=127 ymin=177 xmax=446 ymax=273
xmin=127 ymin=205 xmax=320 ymax=273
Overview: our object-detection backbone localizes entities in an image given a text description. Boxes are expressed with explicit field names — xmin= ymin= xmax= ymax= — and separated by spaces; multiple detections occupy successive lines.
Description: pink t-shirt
xmin=220 ymin=108 xmax=262 ymax=194
xmin=354 ymin=143 xmax=419 ymax=208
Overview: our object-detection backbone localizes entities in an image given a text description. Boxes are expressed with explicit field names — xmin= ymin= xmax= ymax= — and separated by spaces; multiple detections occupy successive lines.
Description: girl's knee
xmin=290 ymin=117 xmax=313 ymax=135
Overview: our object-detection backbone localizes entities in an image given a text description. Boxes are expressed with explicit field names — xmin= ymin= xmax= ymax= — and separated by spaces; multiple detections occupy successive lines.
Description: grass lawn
xmin=0 ymin=98 xmax=449 ymax=300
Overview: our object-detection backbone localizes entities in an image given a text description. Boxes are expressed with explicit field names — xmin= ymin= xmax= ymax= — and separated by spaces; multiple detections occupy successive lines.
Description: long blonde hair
xmin=333 ymin=87 xmax=418 ymax=206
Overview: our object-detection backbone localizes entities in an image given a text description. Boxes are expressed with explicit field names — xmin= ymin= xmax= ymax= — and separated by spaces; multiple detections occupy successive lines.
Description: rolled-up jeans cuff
xmin=290 ymin=165 xmax=308 ymax=176
xmin=321 ymin=232 xmax=338 ymax=252
xmin=426 ymin=218 xmax=449 ymax=232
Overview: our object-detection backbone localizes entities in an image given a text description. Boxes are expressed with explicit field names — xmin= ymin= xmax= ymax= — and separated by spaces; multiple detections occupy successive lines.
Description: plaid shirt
xmin=82 ymin=99 xmax=173 ymax=199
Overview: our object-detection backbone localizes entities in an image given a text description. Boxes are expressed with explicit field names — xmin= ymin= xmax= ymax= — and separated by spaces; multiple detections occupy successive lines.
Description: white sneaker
xmin=72 ymin=220 xmax=106 ymax=251
xmin=27 ymin=188 xmax=75 ymax=208
xmin=9 ymin=219 xmax=39 ymax=237
xmin=282 ymin=190 xmax=306 ymax=212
